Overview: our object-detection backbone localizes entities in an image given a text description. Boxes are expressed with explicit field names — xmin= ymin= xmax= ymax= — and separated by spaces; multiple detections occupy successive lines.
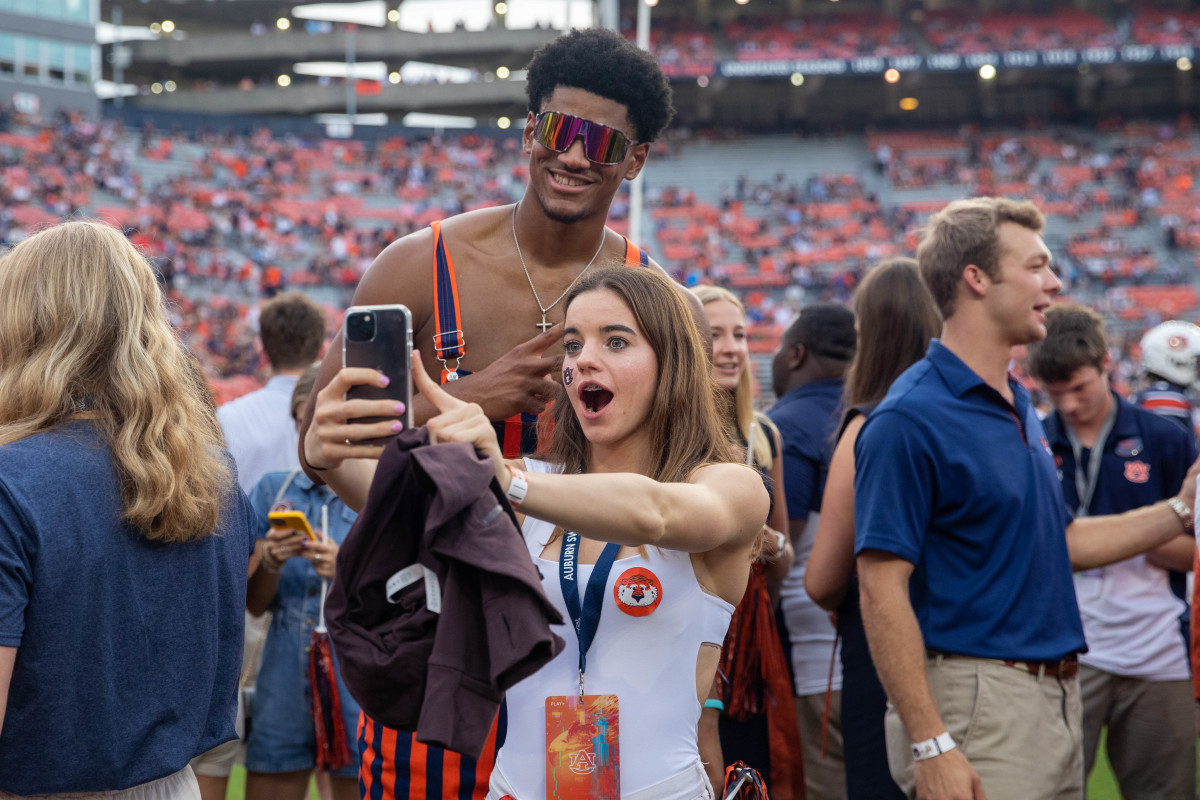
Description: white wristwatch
xmin=912 ymin=732 xmax=956 ymax=762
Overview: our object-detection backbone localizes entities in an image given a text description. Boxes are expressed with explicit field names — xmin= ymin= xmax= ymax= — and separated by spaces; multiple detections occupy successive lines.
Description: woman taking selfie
xmin=306 ymin=267 xmax=768 ymax=800
xmin=0 ymin=221 xmax=254 ymax=798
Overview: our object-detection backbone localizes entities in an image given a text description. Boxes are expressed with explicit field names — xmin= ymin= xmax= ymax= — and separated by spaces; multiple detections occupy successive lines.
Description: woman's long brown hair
xmin=844 ymin=257 xmax=943 ymax=408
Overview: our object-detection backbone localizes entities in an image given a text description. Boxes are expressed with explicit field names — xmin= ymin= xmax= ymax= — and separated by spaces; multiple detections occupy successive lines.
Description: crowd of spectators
xmin=611 ymin=5 xmax=1200 ymax=75
xmin=2 ymin=107 xmax=1197 ymax=403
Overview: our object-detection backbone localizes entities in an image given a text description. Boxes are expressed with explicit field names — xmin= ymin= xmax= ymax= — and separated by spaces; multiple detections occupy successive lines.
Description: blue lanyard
xmin=558 ymin=531 xmax=620 ymax=696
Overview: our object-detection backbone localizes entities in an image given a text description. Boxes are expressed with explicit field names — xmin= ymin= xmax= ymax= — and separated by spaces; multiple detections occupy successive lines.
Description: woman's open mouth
xmin=579 ymin=383 xmax=614 ymax=416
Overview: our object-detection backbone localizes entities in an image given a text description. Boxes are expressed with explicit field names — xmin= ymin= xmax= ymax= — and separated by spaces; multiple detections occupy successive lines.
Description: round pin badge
xmin=613 ymin=567 xmax=663 ymax=617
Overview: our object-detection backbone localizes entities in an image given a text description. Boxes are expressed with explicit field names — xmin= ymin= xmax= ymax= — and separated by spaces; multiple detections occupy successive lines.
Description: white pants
xmin=0 ymin=766 xmax=202 ymax=800
xmin=487 ymin=758 xmax=714 ymax=800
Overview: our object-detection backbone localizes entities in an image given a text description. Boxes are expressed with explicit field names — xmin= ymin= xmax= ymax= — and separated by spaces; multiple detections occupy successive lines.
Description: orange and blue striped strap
xmin=431 ymin=220 xmax=647 ymax=460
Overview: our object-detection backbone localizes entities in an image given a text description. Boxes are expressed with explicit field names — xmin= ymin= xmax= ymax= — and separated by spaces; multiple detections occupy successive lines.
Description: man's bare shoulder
xmin=435 ymin=204 xmax=513 ymax=257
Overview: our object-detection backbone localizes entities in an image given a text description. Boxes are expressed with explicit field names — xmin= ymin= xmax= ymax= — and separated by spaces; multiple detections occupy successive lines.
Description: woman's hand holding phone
xmin=263 ymin=526 xmax=339 ymax=578
xmin=304 ymin=367 xmax=407 ymax=470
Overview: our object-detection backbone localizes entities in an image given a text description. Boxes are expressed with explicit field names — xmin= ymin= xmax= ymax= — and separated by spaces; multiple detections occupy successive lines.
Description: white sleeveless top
xmin=488 ymin=459 xmax=735 ymax=799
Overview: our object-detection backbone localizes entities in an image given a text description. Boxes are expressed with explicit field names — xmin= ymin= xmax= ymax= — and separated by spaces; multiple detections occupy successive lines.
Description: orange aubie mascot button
xmin=613 ymin=568 xmax=662 ymax=617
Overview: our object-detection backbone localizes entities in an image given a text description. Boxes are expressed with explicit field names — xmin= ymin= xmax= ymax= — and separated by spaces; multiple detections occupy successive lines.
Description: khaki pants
xmin=794 ymin=691 xmax=847 ymax=800
xmin=1080 ymin=665 xmax=1196 ymax=799
xmin=885 ymin=654 xmax=1084 ymax=800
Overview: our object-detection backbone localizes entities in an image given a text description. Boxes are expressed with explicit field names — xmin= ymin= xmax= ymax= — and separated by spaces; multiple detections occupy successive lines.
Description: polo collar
xmin=777 ymin=377 xmax=844 ymax=404
xmin=1046 ymin=390 xmax=1139 ymax=450
xmin=926 ymin=340 xmax=988 ymax=398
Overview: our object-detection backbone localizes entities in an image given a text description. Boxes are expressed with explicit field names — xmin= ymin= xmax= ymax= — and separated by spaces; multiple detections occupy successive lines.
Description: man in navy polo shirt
xmin=768 ymin=302 xmax=856 ymax=800
xmin=1027 ymin=304 xmax=1196 ymax=799
xmin=854 ymin=197 xmax=1200 ymax=800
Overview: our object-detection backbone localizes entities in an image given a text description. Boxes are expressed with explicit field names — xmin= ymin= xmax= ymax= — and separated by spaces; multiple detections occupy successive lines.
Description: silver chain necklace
xmin=512 ymin=203 xmax=606 ymax=332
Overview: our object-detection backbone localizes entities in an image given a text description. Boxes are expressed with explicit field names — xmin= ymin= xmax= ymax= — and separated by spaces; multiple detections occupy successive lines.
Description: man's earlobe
xmin=962 ymin=264 xmax=989 ymax=297
xmin=791 ymin=343 xmax=807 ymax=371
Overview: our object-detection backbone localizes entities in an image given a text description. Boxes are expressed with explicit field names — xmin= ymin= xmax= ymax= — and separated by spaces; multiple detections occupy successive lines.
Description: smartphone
xmin=268 ymin=510 xmax=319 ymax=542
xmin=342 ymin=304 xmax=413 ymax=445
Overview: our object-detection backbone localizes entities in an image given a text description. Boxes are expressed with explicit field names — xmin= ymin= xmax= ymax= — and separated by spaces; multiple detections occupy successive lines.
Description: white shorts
xmin=0 ymin=766 xmax=201 ymax=800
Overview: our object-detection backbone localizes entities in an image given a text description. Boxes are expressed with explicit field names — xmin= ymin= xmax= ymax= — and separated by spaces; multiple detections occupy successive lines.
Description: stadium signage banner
xmin=713 ymin=44 xmax=1197 ymax=79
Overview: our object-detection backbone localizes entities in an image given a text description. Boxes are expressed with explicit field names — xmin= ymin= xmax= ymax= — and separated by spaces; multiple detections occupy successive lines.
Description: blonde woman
xmin=695 ymin=285 xmax=801 ymax=798
xmin=0 ymin=222 xmax=254 ymax=797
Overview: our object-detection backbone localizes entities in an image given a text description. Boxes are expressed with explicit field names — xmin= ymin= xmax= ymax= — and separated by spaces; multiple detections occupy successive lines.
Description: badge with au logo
xmin=613 ymin=567 xmax=663 ymax=617
xmin=1124 ymin=460 xmax=1151 ymax=483
xmin=545 ymin=694 xmax=619 ymax=800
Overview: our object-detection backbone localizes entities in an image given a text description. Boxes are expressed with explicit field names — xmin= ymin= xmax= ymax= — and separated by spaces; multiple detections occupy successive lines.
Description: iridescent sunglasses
xmin=532 ymin=110 xmax=639 ymax=165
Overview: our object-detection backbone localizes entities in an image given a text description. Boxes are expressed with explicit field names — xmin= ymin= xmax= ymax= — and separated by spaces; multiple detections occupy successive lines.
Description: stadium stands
xmin=1 ymin=103 xmax=1196 ymax=403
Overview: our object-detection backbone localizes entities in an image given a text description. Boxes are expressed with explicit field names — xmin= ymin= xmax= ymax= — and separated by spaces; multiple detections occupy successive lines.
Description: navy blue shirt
xmin=855 ymin=341 xmax=1086 ymax=661
xmin=0 ymin=422 xmax=255 ymax=793
xmin=1044 ymin=391 xmax=1197 ymax=517
xmin=768 ymin=378 xmax=844 ymax=519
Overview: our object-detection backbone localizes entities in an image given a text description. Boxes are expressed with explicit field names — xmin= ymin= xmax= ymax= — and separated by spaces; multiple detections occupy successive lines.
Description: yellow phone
xmin=268 ymin=510 xmax=319 ymax=542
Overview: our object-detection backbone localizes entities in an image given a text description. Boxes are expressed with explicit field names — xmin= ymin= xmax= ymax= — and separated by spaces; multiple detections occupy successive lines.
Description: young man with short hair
xmin=854 ymin=197 xmax=1200 ymax=800
xmin=297 ymin=27 xmax=693 ymax=800
xmin=1027 ymin=304 xmax=1196 ymax=799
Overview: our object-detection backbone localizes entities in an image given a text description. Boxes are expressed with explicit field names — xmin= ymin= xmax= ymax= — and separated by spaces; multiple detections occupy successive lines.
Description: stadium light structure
xmin=497 ymin=66 xmax=511 ymax=79
xmin=790 ymin=72 xmax=804 ymax=86
xmin=1179 ymin=57 xmax=1193 ymax=72
xmin=498 ymin=116 xmax=512 ymax=129
xmin=884 ymin=68 xmax=900 ymax=83
xmin=387 ymin=8 xmax=400 ymax=23
xmin=160 ymin=20 xmax=175 ymax=33
xmin=979 ymin=64 xmax=997 ymax=80
xmin=627 ymin=0 xmax=652 ymax=247
xmin=495 ymin=2 xmax=508 ymax=15
xmin=277 ymin=74 xmax=292 ymax=87
xmin=899 ymin=97 xmax=918 ymax=111
xmin=277 ymin=17 xmax=291 ymax=30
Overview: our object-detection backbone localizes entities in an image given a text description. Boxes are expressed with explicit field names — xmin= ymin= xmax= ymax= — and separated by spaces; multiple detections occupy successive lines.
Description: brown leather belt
xmin=928 ymin=649 xmax=1079 ymax=680
xmin=1002 ymin=654 xmax=1079 ymax=680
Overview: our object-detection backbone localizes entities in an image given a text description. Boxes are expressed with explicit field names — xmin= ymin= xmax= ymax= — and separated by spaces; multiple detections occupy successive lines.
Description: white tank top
xmin=489 ymin=459 xmax=735 ymax=799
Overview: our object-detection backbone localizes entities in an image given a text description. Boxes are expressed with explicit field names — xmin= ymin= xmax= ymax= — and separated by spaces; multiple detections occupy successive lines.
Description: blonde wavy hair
xmin=0 ymin=221 xmax=232 ymax=542
xmin=693 ymin=285 xmax=775 ymax=469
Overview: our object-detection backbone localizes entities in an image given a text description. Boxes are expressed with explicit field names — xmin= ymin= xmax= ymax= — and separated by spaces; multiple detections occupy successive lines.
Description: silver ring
xmin=314 ymin=553 xmax=323 ymax=563
xmin=345 ymin=438 xmax=351 ymax=446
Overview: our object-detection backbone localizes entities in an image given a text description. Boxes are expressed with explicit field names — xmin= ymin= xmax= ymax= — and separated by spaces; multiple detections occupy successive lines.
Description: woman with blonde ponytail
xmin=0 ymin=221 xmax=255 ymax=798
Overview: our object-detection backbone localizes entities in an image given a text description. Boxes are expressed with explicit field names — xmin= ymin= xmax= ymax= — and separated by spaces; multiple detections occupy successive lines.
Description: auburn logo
xmin=613 ymin=567 xmax=663 ymax=617
xmin=1124 ymin=460 xmax=1150 ymax=484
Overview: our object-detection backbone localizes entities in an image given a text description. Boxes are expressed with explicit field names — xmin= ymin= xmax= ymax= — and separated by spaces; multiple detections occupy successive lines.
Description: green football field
xmin=218 ymin=735 xmax=1190 ymax=800
xmin=1086 ymin=730 xmax=1200 ymax=799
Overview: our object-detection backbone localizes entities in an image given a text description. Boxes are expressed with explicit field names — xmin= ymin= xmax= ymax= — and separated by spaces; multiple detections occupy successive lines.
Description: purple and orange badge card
xmin=545 ymin=694 xmax=620 ymax=800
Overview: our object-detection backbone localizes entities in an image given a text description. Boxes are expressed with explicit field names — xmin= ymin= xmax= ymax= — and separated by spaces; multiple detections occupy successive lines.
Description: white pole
xmin=628 ymin=0 xmax=650 ymax=248
xmin=599 ymin=0 xmax=618 ymax=31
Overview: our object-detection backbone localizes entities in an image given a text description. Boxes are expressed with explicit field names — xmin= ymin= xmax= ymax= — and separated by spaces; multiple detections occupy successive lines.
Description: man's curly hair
xmin=524 ymin=28 xmax=675 ymax=143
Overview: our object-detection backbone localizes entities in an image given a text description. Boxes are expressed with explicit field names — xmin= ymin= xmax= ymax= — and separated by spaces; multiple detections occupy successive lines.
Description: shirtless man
xmin=296 ymin=27 xmax=693 ymax=800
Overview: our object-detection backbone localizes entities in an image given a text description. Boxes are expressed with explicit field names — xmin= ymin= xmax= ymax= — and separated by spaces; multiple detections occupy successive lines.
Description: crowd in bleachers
xmin=616 ymin=5 xmax=1200 ymax=74
xmin=2 ymin=107 xmax=1198 ymax=402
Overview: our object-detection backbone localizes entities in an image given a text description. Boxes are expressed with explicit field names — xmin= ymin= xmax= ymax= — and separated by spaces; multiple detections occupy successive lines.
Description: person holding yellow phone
xmin=244 ymin=366 xmax=361 ymax=800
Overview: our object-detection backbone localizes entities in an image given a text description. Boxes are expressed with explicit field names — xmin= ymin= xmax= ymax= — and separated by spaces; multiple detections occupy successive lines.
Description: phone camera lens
xmin=347 ymin=312 xmax=376 ymax=342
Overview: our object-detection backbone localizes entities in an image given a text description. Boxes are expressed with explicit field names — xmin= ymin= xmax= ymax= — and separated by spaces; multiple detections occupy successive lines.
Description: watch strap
xmin=506 ymin=465 xmax=528 ymax=507
xmin=911 ymin=731 xmax=956 ymax=762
